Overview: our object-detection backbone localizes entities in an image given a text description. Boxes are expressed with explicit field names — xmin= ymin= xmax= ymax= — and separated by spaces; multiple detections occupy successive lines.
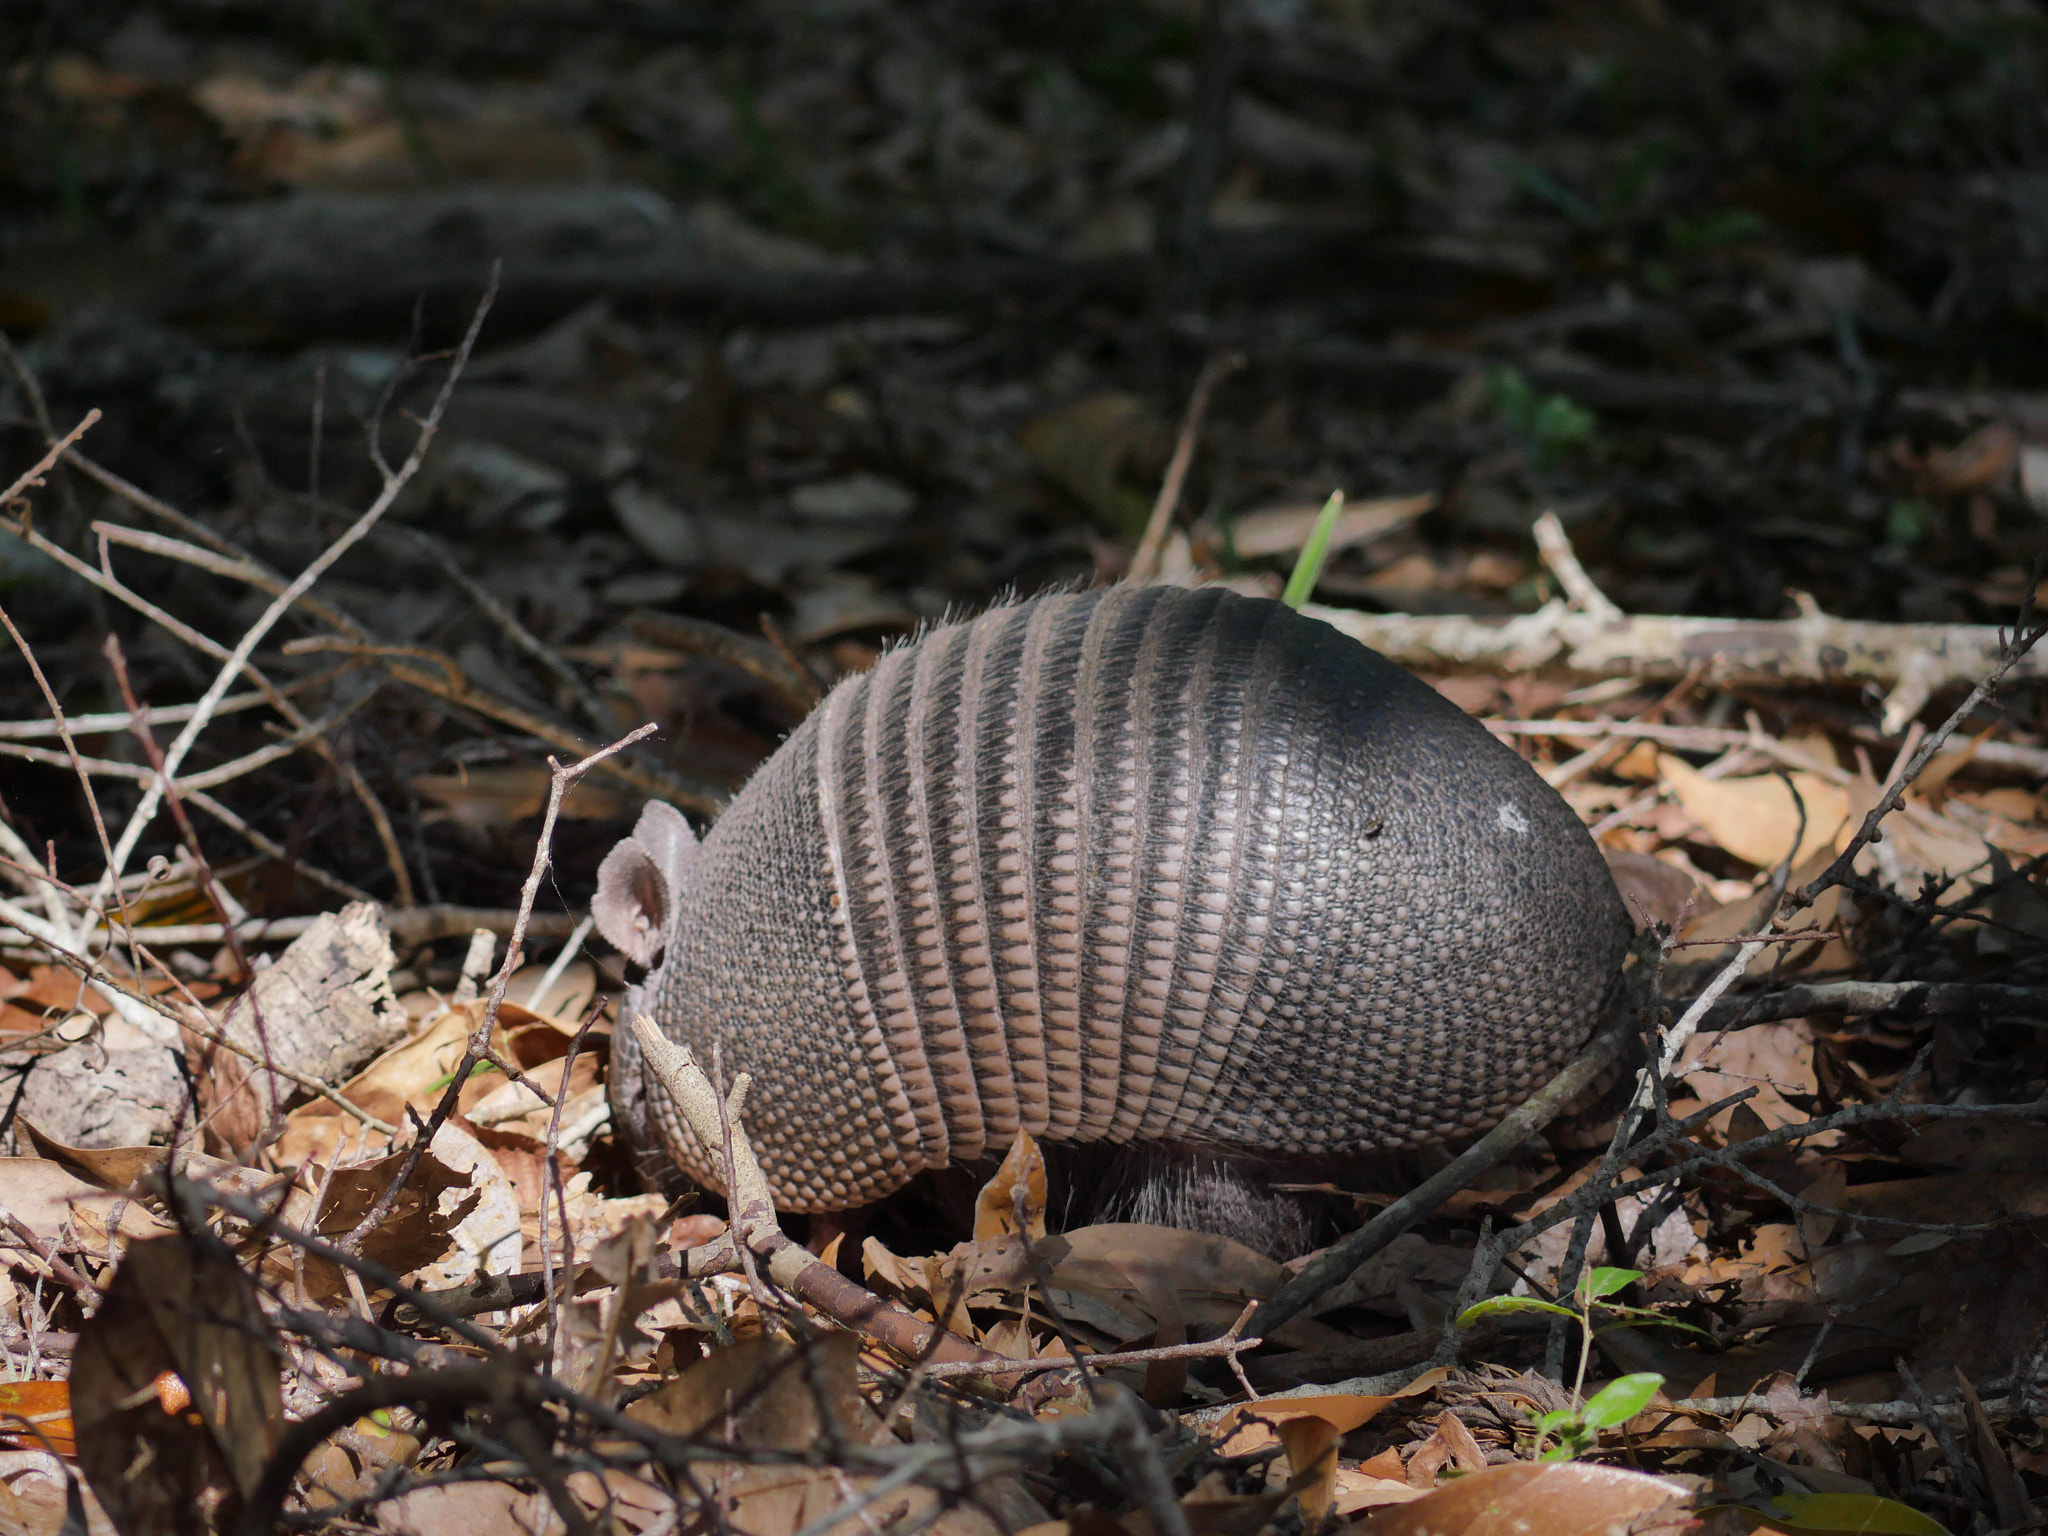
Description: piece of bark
xmin=1303 ymin=600 xmax=2048 ymax=732
xmin=196 ymin=903 xmax=410 ymax=1155
xmin=18 ymin=1026 xmax=188 ymax=1150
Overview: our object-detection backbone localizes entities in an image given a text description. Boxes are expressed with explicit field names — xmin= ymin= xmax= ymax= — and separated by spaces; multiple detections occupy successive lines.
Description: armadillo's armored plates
xmin=596 ymin=586 xmax=1631 ymax=1211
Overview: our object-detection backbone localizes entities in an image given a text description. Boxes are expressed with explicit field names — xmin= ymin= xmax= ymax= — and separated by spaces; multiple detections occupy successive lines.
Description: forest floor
xmin=2 ymin=2 xmax=2048 ymax=1532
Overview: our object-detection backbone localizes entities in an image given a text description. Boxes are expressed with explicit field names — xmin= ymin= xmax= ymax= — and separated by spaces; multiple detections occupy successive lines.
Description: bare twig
xmin=1483 ymin=716 xmax=1853 ymax=781
xmin=1 ymin=510 xmax=415 ymax=902
xmin=539 ymin=999 xmax=604 ymax=1369
xmin=0 ymin=410 xmax=99 ymax=507
xmin=757 ymin=613 xmax=824 ymax=708
xmin=388 ymin=522 xmax=627 ymax=740
xmin=103 ymin=632 xmax=260 ymax=996
xmin=623 ymin=611 xmax=823 ymax=716
xmin=41 ymin=904 xmax=584 ymax=951
xmin=0 ymin=1210 xmax=102 ymax=1305
xmin=1130 ymin=352 xmax=1244 ymax=582
xmin=1701 ymin=978 xmax=2048 ymax=1028
xmin=1303 ymin=599 xmax=2048 ymax=709
xmin=1532 ymin=509 xmax=1624 ymax=622
xmin=911 ymin=1327 xmax=1264 ymax=1381
xmin=0 ymin=700 xmax=370 ymax=791
xmin=0 ymin=602 xmax=133 ymax=959
xmin=0 ymin=666 xmax=354 ymax=742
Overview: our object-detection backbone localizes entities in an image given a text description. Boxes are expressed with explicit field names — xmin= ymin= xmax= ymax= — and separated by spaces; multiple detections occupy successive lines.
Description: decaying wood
xmin=196 ymin=903 xmax=412 ymax=1153
xmin=164 ymin=185 xmax=1522 ymax=340
xmin=1305 ymin=599 xmax=2048 ymax=733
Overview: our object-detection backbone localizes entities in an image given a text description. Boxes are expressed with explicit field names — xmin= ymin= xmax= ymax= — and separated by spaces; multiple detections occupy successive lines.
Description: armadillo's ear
xmin=592 ymin=802 xmax=699 ymax=969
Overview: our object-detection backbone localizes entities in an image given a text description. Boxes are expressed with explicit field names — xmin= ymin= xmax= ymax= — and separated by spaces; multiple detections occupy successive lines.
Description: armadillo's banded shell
xmin=617 ymin=586 xmax=1630 ymax=1211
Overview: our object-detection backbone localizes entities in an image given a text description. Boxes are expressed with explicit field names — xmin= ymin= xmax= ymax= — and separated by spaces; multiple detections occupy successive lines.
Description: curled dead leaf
xmin=1657 ymin=754 xmax=1848 ymax=870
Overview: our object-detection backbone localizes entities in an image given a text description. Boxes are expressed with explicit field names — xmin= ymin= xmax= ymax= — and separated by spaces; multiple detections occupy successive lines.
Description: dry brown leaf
xmin=272 ymin=1146 xmax=474 ymax=1305
xmin=1227 ymin=494 xmax=1435 ymax=559
xmin=1349 ymin=1460 xmax=1692 ymax=1534
xmin=502 ymin=961 xmax=597 ymax=1025
xmin=1797 ymin=1161 xmax=1849 ymax=1255
xmin=1675 ymin=1020 xmax=1820 ymax=1137
xmin=71 ymin=1237 xmax=281 ymax=1536
xmin=1332 ymin=1467 xmax=1425 ymax=1515
xmin=974 ymin=1130 xmax=1048 ymax=1241
xmin=1838 ymin=769 xmax=1996 ymax=898
xmin=1922 ymin=421 xmax=2019 ymax=495
xmin=1658 ymin=753 xmax=1848 ymax=869
xmin=0 ymin=1384 xmax=72 ymax=1460
xmin=625 ymin=1335 xmax=999 ymax=1536
xmin=375 ymin=1481 xmax=560 ymax=1536
xmin=1602 ymin=848 xmax=1706 ymax=932
xmin=276 ymin=1000 xmax=504 ymax=1166
xmin=14 ymin=967 xmax=110 ymax=1017
xmin=0 ymin=1158 xmax=172 ymax=1250
xmin=299 ymin=1417 xmax=422 ymax=1512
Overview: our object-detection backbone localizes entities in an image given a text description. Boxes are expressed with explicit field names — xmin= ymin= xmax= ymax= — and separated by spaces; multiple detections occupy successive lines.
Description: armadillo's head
xmin=591 ymin=800 xmax=701 ymax=1190
xmin=592 ymin=800 xmax=699 ymax=973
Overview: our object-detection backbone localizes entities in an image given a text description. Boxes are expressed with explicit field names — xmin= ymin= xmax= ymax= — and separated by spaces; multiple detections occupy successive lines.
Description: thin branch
xmin=0 ymin=602 xmax=133 ymax=961
xmin=0 ymin=666 xmax=353 ymax=742
xmin=1532 ymin=509 xmax=1624 ymax=622
xmin=0 ymin=410 xmax=99 ymax=507
xmin=385 ymin=523 xmax=625 ymax=741
xmin=910 ymin=1329 xmax=1264 ymax=1382
xmin=85 ymin=266 xmax=498 ymax=920
xmin=5 ymin=484 xmax=415 ymax=905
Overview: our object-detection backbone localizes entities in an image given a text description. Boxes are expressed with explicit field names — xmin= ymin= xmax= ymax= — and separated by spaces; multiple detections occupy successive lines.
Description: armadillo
xmin=594 ymin=584 xmax=1631 ymax=1213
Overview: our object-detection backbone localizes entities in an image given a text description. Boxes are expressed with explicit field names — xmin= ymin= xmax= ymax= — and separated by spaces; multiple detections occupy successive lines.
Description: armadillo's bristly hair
xmin=613 ymin=585 xmax=1634 ymax=1212
xmin=882 ymin=577 xmax=1092 ymax=660
xmin=1097 ymin=1144 xmax=1321 ymax=1260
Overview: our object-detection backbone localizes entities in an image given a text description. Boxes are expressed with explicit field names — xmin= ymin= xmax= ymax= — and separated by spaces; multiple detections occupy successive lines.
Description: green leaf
xmin=1578 ymin=1373 xmax=1664 ymax=1429
xmin=1580 ymin=1267 xmax=1642 ymax=1302
xmin=1485 ymin=365 xmax=1596 ymax=467
xmin=1281 ymin=491 xmax=1345 ymax=610
xmin=1756 ymin=1491 xmax=1952 ymax=1535
xmin=1885 ymin=498 xmax=1933 ymax=549
xmin=1455 ymin=1295 xmax=1579 ymax=1328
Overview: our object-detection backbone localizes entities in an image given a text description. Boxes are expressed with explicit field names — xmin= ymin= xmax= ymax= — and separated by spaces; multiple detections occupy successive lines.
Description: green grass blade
xmin=1281 ymin=490 xmax=1345 ymax=610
